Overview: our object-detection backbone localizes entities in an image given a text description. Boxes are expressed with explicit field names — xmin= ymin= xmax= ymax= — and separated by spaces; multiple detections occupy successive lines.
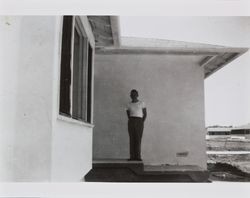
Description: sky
xmin=119 ymin=16 xmax=250 ymax=127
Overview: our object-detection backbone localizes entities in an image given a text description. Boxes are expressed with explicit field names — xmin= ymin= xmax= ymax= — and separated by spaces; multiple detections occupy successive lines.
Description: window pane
xmin=81 ymin=36 xmax=88 ymax=121
xmin=72 ymin=21 xmax=88 ymax=121
xmin=59 ymin=16 xmax=73 ymax=116
xmin=72 ymin=28 xmax=81 ymax=119
xmin=87 ymin=43 xmax=93 ymax=123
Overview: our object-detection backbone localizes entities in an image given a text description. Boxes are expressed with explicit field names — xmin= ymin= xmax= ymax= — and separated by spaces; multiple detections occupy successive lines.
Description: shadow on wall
xmin=93 ymin=66 xmax=131 ymax=159
xmin=93 ymin=54 xmax=206 ymax=168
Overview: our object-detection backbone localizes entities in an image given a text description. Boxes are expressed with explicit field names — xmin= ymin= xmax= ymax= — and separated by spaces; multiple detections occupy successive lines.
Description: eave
xmin=96 ymin=37 xmax=248 ymax=79
xmin=87 ymin=16 xmax=120 ymax=48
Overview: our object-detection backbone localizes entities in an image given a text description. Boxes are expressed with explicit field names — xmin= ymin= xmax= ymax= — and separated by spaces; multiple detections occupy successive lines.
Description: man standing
xmin=126 ymin=89 xmax=147 ymax=161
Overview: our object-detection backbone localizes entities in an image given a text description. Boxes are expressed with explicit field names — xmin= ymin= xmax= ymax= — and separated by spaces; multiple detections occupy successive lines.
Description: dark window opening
xmin=59 ymin=16 xmax=73 ymax=117
xmin=59 ymin=16 xmax=93 ymax=123
xmin=87 ymin=44 xmax=93 ymax=123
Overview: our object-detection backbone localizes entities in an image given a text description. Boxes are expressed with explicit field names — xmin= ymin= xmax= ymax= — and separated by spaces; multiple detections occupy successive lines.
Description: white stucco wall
xmin=94 ymin=53 xmax=207 ymax=168
xmin=51 ymin=119 xmax=93 ymax=182
xmin=0 ymin=16 xmax=55 ymax=181
xmin=0 ymin=16 xmax=94 ymax=181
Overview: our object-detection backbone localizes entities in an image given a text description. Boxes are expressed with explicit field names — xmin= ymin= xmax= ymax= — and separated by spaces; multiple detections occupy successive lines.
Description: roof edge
xmin=96 ymin=46 xmax=248 ymax=56
xmin=203 ymin=48 xmax=248 ymax=78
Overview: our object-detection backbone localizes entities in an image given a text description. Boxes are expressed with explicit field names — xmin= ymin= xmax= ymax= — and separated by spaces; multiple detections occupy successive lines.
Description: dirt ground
xmin=206 ymin=136 xmax=250 ymax=182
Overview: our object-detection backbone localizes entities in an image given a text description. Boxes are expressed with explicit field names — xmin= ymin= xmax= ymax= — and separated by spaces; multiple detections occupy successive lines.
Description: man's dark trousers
xmin=128 ymin=117 xmax=144 ymax=160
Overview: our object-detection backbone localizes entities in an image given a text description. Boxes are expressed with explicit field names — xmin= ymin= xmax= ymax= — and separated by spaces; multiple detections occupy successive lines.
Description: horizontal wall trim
xmin=57 ymin=115 xmax=94 ymax=128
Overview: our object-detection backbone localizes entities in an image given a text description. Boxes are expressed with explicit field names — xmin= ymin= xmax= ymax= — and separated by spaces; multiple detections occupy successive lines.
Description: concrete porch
xmin=84 ymin=159 xmax=210 ymax=182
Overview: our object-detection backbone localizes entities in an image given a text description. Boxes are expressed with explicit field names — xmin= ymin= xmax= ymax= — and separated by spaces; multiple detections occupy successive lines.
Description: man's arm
xmin=142 ymin=108 xmax=147 ymax=122
xmin=126 ymin=110 xmax=130 ymax=119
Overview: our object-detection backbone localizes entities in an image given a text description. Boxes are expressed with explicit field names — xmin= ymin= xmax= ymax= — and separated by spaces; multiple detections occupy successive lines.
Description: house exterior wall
xmin=0 ymin=16 xmax=94 ymax=181
xmin=51 ymin=16 xmax=94 ymax=182
xmin=94 ymin=53 xmax=207 ymax=168
xmin=0 ymin=16 xmax=55 ymax=181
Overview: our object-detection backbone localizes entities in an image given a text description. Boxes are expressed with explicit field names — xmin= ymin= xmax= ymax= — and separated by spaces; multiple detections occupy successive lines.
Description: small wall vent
xmin=176 ymin=151 xmax=189 ymax=157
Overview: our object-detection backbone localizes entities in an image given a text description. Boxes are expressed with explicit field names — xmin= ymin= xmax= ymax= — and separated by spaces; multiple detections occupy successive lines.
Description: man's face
xmin=130 ymin=91 xmax=138 ymax=100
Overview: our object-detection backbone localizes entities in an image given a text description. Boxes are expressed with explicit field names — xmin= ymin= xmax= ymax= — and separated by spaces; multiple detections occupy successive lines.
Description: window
xmin=59 ymin=16 xmax=93 ymax=123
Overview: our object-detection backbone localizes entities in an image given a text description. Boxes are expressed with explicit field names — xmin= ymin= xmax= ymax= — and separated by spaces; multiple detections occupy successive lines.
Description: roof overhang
xmin=96 ymin=37 xmax=248 ymax=79
xmin=88 ymin=16 xmax=248 ymax=78
xmin=200 ymin=48 xmax=248 ymax=78
xmin=207 ymin=128 xmax=232 ymax=132
xmin=87 ymin=16 xmax=120 ymax=47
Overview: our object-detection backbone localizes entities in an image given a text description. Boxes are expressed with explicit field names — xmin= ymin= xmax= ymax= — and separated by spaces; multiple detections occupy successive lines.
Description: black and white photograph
xmin=1 ymin=0 xmax=250 ymax=197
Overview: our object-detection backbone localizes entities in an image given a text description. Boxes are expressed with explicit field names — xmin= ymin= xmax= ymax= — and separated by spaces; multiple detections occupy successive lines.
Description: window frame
xmin=58 ymin=16 xmax=94 ymax=125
